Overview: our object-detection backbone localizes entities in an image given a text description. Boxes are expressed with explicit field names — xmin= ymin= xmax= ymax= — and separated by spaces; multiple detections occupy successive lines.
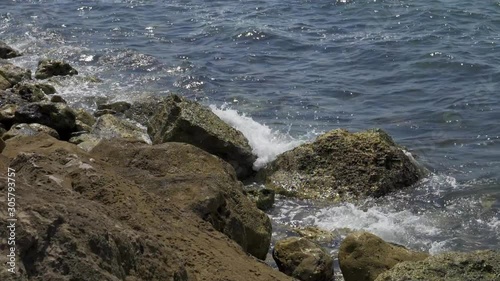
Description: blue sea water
xmin=1 ymin=0 xmax=499 ymax=275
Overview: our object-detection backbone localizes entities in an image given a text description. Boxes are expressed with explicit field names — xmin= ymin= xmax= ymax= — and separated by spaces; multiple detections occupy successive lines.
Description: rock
xmin=0 ymin=104 xmax=18 ymax=126
xmin=273 ymin=237 xmax=334 ymax=281
xmin=94 ymin=108 xmax=116 ymax=117
xmin=75 ymin=108 xmax=96 ymax=127
xmin=98 ymin=101 xmax=131 ymax=114
xmin=91 ymin=114 xmax=152 ymax=144
xmin=262 ymin=129 xmax=426 ymax=200
xmin=0 ymin=74 xmax=11 ymax=90
xmin=91 ymin=139 xmax=272 ymax=260
xmin=12 ymin=82 xmax=53 ymax=102
xmin=0 ymin=138 xmax=4 ymax=153
xmin=0 ymin=41 xmax=21 ymax=59
xmin=14 ymin=101 xmax=76 ymax=139
xmin=243 ymin=184 xmax=275 ymax=211
xmin=2 ymin=123 xmax=60 ymax=140
xmin=0 ymin=62 xmax=32 ymax=85
xmin=35 ymin=59 xmax=78 ymax=79
xmin=125 ymin=94 xmax=257 ymax=179
xmin=339 ymin=232 xmax=429 ymax=281
xmin=375 ymin=250 xmax=500 ymax=281
xmin=68 ymin=133 xmax=102 ymax=152
xmin=294 ymin=226 xmax=336 ymax=245
xmin=0 ymin=134 xmax=295 ymax=281
xmin=50 ymin=95 xmax=66 ymax=103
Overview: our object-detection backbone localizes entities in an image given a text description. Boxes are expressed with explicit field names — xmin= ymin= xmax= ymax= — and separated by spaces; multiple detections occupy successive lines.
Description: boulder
xmin=12 ymin=82 xmax=55 ymax=102
xmin=243 ymin=184 xmax=275 ymax=211
xmin=50 ymin=95 xmax=66 ymax=103
xmin=68 ymin=133 xmax=102 ymax=152
xmin=14 ymin=101 xmax=76 ymax=139
xmin=75 ymin=108 xmax=96 ymax=127
xmin=125 ymin=94 xmax=257 ymax=179
xmin=262 ymin=129 xmax=426 ymax=200
xmin=90 ymin=139 xmax=272 ymax=260
xmin=0 ymin=74 xmax=11 ymax=90
xmin=294 ymin=226 xmax=336 ymax=245
xmin=375 ymin=250 xmax=500 ymax=281
xmin=0 ymin=104 xmax=19 ymax=126
xmin=0 ymin=41 xmax=21 ymax=59
xmin=0 ymin=134 xmax=295 ymax=281
xmin=2 ymin=123 xmax=59 ymax=140
xmin=273 ymin=237 xmax=334 ymax=281
xmin=98 ymin=101 xmax=131 ymax=114
xmin=339 ymin=232 xmax=429 ymax=281
xmin=91 ymin=114 xmax=152 ymax=144
xmin=35 ymin=59 xmax=78 ymax=79
xmin=0 ymin=62 xmax=32 ymax=85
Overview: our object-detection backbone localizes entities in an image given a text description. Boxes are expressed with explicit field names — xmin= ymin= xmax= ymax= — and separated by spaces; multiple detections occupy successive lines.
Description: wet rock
xmin=125 ymin=94 xmax=257 ymax=179
xmin=14 ymin=101 xmax=76 ymax=139
xmin=262 ymin=129 xmax=426 ymax=200
xmin=0 ymin=41 xmax=21 ymax=59
xmin=0 ymin=62 xmax=32 ymax=85
xmin=94 ymin=108 xmax=116 ymax=117
xmin=243 ymin=184 xmax=275 ymax=211
xmin=75 ymin=108 xmax=96 ymax=127
xmin=339 ymin=232 xmax=429 ymax=281
xmin=35 ymin=59 xmax=78 ymax=79
xmin=49 ymin=95 xmax=66 ymax=103
xmin=12 ymin=82 xmax=54 ymax=102
xmin=294 ymin=226 xmax=335 ymax=245
xmin=91 ymin=139 xmax=272 ymax=260
xmin=98 ymin=101 xmax=131 ymax=114
xmin=0 ymin=74 xmax=11 ymax=90
xmin=273 ymin=237 xmax=334 ymax=281
xmin=0 ymin=134 xmax=295 ymax=281
xmin=0 ymin=103 xmax=20 ymax=127
xmin=91 ymin=114 xmax=152 ymax=144
xmin=3 ymin=123 xmax=59 ymax=140
xmin=375 ymin=250 xmax=500 ymax=281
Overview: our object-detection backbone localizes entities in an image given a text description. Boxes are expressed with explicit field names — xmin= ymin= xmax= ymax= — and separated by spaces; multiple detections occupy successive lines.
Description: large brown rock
xmin=0 ymin=41 xmax=21 ymax=59
xmin=339 ymin=232 xmax=429 ymax=281
xmin=0 ymin=134 xmax=294 ymax=281
xmin=91 ymin=139 xmax=271 ymax=260
xmin=0 ymin=62 xmax=31 ymax=86
xmin=273 ymin=237 xmax=334 ymax=281
xmin=375 ymin=250 xmax=500 ymax=281
xmin=262 ymin=128 xmax=426 ymax=200
xmin=125 ymin=94 xmax=257 ymax=179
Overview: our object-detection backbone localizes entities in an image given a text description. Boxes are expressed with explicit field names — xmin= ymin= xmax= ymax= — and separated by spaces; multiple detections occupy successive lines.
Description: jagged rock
xmin=91 ymin=139 xmax=272 ymax=260
xmin=273 ymin=237 xmax=334 ymax=281
xmin=0 ymin=62 xmax=32 ymax=85
xmin=0 ymin=134 xmax=295 ymax=281
xmin=35 ymin=59 xmax=78 ymax=79
xmin=91 ymin=114 xmax=152 ymax=144
xmin=125 ymin=94 xmax=257 ymax=179
xmin=0 ymin=74 xmax=11 ymax=90
xmin=375 ymin=250 xmax=500 ymax=281
xmin=14 ymin=101 xmax=76 ymax=139
xmin=294 ymin=226 xmax=336 ymax=245
xmin=12 ymin=82 xmax=54 ymax=102
xmin=0 ymin=103 xmax=20 ymax=127
xmin=68 ymin=133 xmax=102 ymax=152
xmin=339 ymin=232 xmax=429 ymax=281
xmin=3 ymin=123 xmax=59 ymax=140
xmin=98 ymin=101 xmax=131 ymax=114
xmin=262 ymin=129 xmax=426 ymax=200
xmin=243 ymin=184 xmax=275 ymax=211
xmin=75 ymin=108 xmax=96 ymax=127
xmin=0 ymin=41 xmax=21 ymax=59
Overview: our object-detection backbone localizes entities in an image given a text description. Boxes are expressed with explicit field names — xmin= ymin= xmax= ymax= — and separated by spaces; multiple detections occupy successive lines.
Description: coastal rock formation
xmin=262 ymin=128 xmax=426 ymax=200
xmin=91 ymin=139 xmax=271 ymax=260
xmin=0 ymin=74 xmax=11 ymax=90
xmin=2 ymin=123 xmax=59 ymax=140
xmin=14 ymin=101 xmax=76 ymax=139
xmin=98 ymin=101 xmax=131 ymax=114
xmin=273 ymin=237 xmax=334 ymax=281
xmin=339 ymin=232 xmax=429 ymax=281
xmin=35 ymin=59 xmax=78 ymax=79
xmin=0 ymin=41 xmax=21 ymax=59
xmin=294 ymin=226 xmax=336 ymax=245
xmin=12 ymin=82 xmax=55 ymax=102
xmin=0 ymin=62 xmax=31 ymax=86
xmin=91 ymin=114 xmax=151 ymax=144
xmin=243 ymin=184 xmax=275 ymax=211
xmin=0 ymin=134 xmax=294 ymax=281
xmin=375 ymin=250 xmax=500 ymax=281
xmin=125 ymin=94 xmax=257 ymax=179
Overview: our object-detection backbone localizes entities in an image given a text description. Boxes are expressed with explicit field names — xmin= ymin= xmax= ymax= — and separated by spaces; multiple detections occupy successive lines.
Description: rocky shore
xmin=1 ymin=41 xmax=498 ymax=281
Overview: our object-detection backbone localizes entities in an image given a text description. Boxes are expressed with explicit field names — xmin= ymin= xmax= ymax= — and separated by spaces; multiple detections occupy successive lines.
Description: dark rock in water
xmin=375 ymin=250 xmax=500 ymax=281
xmin=339 ymin=232 xmax=429 ymax=281
xmin=2 ymin=123 xmax=60 ymax=140
xmin=261 ymin=128 xmax=426 ymax=200
xmin=94 ymin=108 xmax=116 ymax=117
xmin=0 ymin=41 xmax=21 ymax=59
xmin=49 ymin=94 xmax=66 ymax=103
xmin=0 ymin=62 xmax=32 ymax=85
xmin=14 ymin=101 xmax=76 ymax=139
xmin=0 ymin=134 xmax=295 ymax=281
xmin=125 ymin=94 xmax=257 ymax=179
xmin=35 ymin=59 xmax=78 ymax=79
xmin=98 ymin=101 xmax=131 ymax=114
xmin=12 ymin=82 xmax=54 ymax=102
xmin=273 ymin=237 xmax=334 ymax=281
xmin=243 ymin=184 xmax=275 ymax=211
xmin=91 ymin=139 xmax=272 ymax=260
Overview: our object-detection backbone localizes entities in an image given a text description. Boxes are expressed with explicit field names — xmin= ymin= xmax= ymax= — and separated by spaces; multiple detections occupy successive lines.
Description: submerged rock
xmin=262 ymin=128 xmax=426 ymax=200
xmin=339 ymin=232 xmax=429 ymax=281
xmin=0 ymin=41 xmax=21 ymax=59
xmin=375 ymin=250 xmax=500 ymax=281
xmin=35 ymin=59 xmax=78 ymax=79
xmin=91 ymin=139 xmax=271 ymax=260
xmin=273 ymin=237 xmax=334 ymax=281
xmin=125 ymin=94 xmax=257 ymax=179
xmin=3 ymin=123 xmax=59 ymax=140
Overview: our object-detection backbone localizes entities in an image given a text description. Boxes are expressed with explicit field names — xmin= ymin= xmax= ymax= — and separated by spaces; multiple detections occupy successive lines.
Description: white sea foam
xmin=210 ymin=104 xmax=306 ymax=170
